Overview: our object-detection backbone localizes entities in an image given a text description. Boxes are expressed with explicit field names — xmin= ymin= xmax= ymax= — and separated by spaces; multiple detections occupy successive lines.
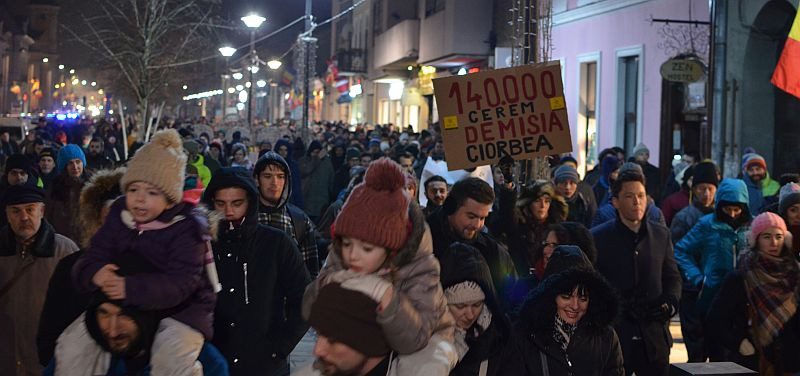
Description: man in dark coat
xmin=591 ymin=168 xmax=682 ymax=376
xmin=427 ymin=177 xmax=517 ymax=309
xmin=203 ymin=167 xmax=311 ymax=375
xmin=632 ymin=143 xmax=661 ymax=204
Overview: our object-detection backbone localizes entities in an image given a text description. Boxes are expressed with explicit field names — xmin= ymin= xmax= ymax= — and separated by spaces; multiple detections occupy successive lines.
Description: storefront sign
xmin=432 ymin=61 xmax=572 ymax=170
xmin=660 ymin=59 xmax=705 ymax=83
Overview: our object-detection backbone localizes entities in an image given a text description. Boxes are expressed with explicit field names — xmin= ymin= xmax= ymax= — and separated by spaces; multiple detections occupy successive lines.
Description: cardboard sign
xmin=433 ymin=61 xmax=572 ymax=170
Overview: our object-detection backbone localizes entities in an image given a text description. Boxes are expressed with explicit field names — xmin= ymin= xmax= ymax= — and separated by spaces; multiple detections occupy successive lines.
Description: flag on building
xmin=327 ymin=57 xmax=349 ymax=94
xmin=771 ymin=10 xmax=800 ymax=99
xmin=282 ymin=67 xmax=296 ymax=87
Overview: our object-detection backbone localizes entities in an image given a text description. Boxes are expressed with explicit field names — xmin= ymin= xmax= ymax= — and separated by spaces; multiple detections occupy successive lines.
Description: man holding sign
xmin=432 ymin=61 xmax=572 ymax=170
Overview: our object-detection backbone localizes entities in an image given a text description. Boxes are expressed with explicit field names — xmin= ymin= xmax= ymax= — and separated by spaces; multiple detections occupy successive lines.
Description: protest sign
xmin=432 ymin=61 xmax=572 ymax=170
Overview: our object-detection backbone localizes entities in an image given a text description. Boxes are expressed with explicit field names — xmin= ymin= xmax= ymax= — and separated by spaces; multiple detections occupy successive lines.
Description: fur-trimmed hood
xmin=517 ymin=265 xmax=619 ymax=337
xmin=78 ymin=167 xmax=126 ymax=248
xmin=516 ymin=181 xmax=568 ymax=226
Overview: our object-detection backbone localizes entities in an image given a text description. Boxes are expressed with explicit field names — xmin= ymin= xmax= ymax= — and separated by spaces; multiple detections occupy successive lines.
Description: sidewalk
xmin=670 ymin=317 xmax=688 ymax=364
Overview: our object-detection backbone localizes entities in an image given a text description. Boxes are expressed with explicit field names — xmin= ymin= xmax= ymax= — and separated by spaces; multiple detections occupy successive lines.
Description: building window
xmin=425 ymin=0 xmax=445 ymax=17
xmin=620 ymin=55 xmax=639 ymax=154
xmin=579 ymin=60 xmax=598 ymax=175
xmin=373 ymin=0 xmax=383 ymax=34
xmin=615 ymin=46 xmax=643 ymax=156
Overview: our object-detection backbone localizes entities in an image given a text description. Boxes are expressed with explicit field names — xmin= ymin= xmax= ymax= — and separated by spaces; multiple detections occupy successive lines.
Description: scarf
xmin=453 ymin=305 xmax=492 ymax=361
xmin=742 ymin=251 xmax=800 ymax=348
xmin=552 ymin=314 xmax=577 ymax=353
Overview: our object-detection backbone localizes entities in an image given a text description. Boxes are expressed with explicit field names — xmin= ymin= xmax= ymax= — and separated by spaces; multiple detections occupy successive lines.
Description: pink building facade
xmin=548 ymin=0 xmax=709 ymax=174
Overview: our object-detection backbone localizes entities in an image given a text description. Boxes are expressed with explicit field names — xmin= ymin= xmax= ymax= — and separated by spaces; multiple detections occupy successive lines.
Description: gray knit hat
xmin=779 ymin=183 xmax=800 ymax=216
xmin=553 ymin=165 xmax=580 ymax=184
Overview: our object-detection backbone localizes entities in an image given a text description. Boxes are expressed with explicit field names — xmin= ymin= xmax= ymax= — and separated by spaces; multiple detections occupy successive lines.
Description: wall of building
xmin=550 ymin=0 xmax=709 ymax=169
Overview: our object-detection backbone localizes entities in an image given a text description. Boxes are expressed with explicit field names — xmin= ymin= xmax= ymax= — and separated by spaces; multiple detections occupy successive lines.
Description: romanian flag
xmin=772 ymin=11 xmax=800 ymax=98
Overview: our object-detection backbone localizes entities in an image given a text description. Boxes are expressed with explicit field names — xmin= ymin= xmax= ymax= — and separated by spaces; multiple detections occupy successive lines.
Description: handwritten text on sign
xmin=433 ymin=61 xmax=572 ymax=170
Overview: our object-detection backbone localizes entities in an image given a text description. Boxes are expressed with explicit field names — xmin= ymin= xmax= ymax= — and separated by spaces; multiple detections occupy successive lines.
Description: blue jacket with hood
xmin=673 ymin=178 xmax=751 ymax=313
xmin=273 ymin=139 xmax=304 ymax=209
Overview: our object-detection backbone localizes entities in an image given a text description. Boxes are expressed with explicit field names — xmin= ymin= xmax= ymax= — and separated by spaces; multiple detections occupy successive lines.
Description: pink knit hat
xmin=748 ymin=212 xmax=787 ymax=246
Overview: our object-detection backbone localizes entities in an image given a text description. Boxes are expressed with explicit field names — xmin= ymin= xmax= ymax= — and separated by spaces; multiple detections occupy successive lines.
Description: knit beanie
xmin=553 ymin=164 xmax=580 ymax=184
xmin=308 ymin=283 xmax=390 ymax=357
xmin=692 ymin=161 xmax=719 ymax=187
xmin=3 ymin=185 xmax=45 ymax=206
xmin=183 ymin=140 xmax=200 ymax=155
xmin=56 ymin=144 xmax=87 ymax=175
xmin=749 ymin=212 xmax=787 ymax=246
xmin=444 ymin=281 xmax=485 ymax=305
xmin=5 ymin=154 xmax=32 ymax=175
xmin=633 ymin=143 xmax=649 ymax=157
xmin=742 ymin=153 xmax=767 ymax=171
xmin=121 ymin=129 xmax=186 ymax=204
xmin=600 ymin=155 xmax=621 ymax=177
xmin=345 ymin=147 xmax=361 ymax=160
xmin=39 ymin=147 xmax=55 ymax=161
xmin=779 ymin=183 xmax=800 ymax=216
xmin=333 ymin=158 xmax=410 ymax=250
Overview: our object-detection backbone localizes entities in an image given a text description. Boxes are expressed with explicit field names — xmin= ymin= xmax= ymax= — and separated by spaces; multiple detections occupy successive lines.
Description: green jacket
xmin=191 ymin=154 xmax=212 ymax=188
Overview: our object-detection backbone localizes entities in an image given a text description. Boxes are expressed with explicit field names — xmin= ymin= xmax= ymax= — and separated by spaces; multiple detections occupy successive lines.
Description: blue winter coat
xmin=673 ymin=178 xmax=751 ymax=313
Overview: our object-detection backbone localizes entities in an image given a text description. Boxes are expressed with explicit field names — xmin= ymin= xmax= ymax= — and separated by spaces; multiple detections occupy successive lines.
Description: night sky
xmin=58 ymin=0 xmax=333 ymax=79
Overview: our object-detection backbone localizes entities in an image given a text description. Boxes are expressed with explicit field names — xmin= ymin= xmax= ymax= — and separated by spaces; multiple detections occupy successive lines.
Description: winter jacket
xmin=298 ymin=154 xmax=335 ymax=219
xmin=0 ymin=220 xmax=78 ymax=376
xmin=85 ymin=154 xmax=114 ymax=176
xmin=499 ymin=266 xmax=624 ymax=376
xmin=742 ymin=172 xmax=779 ymax=215
xmin=73 ymin=197 xmax=216 ymax=339
xmin=590 ymin=200 xmax=666 ymax=229
xmin=428 ymin=208 xmax=518 ymax=310
xmin=45 ymin=174 xmax=86 ymax=243
xmin=669 ymin=204 xmax=711 ymax=244
xmin=44 ymin=342 xmax=230 ymax=376
xmin=304 ymin=202 xmax=455 ymax=355
xmin=202 ymin=168 xmax=311 ymax=376
xmin=191 ymin=154 xmax=213 ymax=188
xmin=564 ymin=182 xmax=597 ymax=228
xmin=36 ymin=251 xmax=91 ymax=366
xmin=591 ymin=216 xmax=682 ymax=365
xmin=274 ymin=139 xmax=305 ymax=209
xmin=438 ymin=243 xmax=511 ymax=376
xmin=496 ymin=185 xmax=567 ymax=278
xmin=256 ymin=152 xmax=320 ymax=277
xmin=660 ymin=188 xmax=689 ymax=226
xmin=674 ymin=178 xmax=751 ymax=314
xmin=203 ymin=153 xmax=223 ymax=176
xmin=707 ymin=270 xmax=800 ymax=373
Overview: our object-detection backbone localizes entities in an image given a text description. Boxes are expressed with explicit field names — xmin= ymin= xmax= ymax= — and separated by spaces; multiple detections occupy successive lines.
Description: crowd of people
xmin=0 ymin=115 xmax=798 ymax=376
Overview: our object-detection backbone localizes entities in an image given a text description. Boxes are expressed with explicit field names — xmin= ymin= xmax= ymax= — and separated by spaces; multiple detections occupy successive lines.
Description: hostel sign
xmin=433 ymin=61 xmax=572 ymax=170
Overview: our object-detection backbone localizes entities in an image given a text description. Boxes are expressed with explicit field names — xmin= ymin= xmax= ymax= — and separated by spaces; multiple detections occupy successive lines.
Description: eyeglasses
xmin=542 ymin=241 xmax=558 ymax=248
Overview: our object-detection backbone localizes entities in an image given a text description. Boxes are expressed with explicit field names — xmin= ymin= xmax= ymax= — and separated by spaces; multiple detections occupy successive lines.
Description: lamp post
xmin=241 ymin=14 xmax=265 ymax=128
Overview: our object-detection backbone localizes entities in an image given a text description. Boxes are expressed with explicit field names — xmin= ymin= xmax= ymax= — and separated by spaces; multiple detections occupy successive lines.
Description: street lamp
xmin=267 ymin=60 xmax=282 ymax=70
xmin=218 ymin=46 xmax=236 ymax=57
xmin=241 ymin=14 xmax=266 ymax=28
xmin=242 ymin=13 xmax=265 ymax=127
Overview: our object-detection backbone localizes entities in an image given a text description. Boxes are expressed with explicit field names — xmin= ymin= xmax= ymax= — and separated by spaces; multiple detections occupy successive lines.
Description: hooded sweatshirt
xmin=254 ymin=152 xmax=320 ymax=277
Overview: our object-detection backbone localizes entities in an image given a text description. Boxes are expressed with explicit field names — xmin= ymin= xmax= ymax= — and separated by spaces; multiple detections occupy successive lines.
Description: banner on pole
xmin=432 ymin=61 xmax=572 ymax=170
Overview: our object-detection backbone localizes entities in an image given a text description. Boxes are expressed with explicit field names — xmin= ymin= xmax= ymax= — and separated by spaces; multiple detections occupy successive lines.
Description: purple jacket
xmin=73 ymin=197 xmax=216 ymax=339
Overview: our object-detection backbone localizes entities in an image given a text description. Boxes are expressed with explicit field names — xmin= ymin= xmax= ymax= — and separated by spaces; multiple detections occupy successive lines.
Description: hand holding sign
xmin=433 ymin=61 xmax=572 ymax=170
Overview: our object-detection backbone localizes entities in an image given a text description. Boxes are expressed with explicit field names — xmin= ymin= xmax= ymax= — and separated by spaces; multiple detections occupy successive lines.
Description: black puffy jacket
xmin=499 ymin=266 xmax=624 ymax=376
